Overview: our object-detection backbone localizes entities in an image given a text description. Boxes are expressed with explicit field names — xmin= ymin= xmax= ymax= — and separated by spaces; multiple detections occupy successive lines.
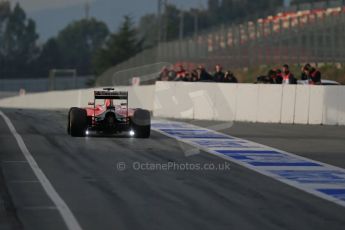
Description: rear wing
xmin=94 ymin=91 xmax=128 ymax=100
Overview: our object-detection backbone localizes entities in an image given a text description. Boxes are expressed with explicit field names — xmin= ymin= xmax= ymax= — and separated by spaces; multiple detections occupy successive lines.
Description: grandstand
xmin=96 ymin=0 xmax=345 ymax=86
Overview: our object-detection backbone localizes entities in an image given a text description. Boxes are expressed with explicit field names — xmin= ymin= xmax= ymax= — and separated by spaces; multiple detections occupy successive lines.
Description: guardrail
xmin=110 ymin=62 xmax=172 ymax=86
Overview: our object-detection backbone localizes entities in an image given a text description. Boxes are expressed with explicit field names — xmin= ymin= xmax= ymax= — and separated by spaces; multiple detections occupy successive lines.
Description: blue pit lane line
xmin=152 ymin=120 xmax=345 ymax=208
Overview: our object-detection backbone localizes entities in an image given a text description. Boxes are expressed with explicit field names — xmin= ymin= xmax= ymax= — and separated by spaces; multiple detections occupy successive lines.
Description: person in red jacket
xmin=281 ymin=64 xmax=296 ymax=85
xmin=174 ymin=64 xmax=187 ymax=81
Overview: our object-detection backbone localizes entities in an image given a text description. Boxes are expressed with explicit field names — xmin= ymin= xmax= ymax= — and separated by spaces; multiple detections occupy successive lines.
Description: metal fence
xmin=110 ymin=62 xmax=172 ymax=85
xmin=96 ymin=0 xmax=345 ymax=86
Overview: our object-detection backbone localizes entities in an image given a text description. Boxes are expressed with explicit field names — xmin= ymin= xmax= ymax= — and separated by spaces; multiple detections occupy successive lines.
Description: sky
xmin=10 ymin=0 xmax=207 ymax=42
xmin=11 ymin=0 xmax=292 ymax=42
xmin=14 ymin=0 xmax=94 ymax=12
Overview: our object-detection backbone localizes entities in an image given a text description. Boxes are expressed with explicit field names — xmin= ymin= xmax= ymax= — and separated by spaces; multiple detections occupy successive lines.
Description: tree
xmin=0 ymin=2 xmax=39 ymax=78
xmin=207 ymin=0 xmax=221 ymax=25
xmin=3 ymin=4 xmax=38 ymax=60
xmin=56 ymin=18 xmax=109 ymax=75
xmin=0 ymin=1 xmax=10 ymax=47
xmin=219 ymin=0 xmax=234 ymax=22
xmin=291 ymin=0 xmax=328 ymax=4
xmin=0 ymin=1 xmax=11 ymax=69
xmin=164 ymin=4 xmax=181 ymax=41
xmin=35 ymin=38 xmax=62 ymax=76
xmin=93 ymin=16 xmax=142 ymax=75
xmin=138 ymin=13 xmax=159 ymax=48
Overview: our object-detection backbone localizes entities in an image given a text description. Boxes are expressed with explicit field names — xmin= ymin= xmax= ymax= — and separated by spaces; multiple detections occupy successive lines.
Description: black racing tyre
xmin=67 ymin=107 xmax=76 ymax=134
xmin=132 ymin=109 xmax=151 ymax=138
xmin=67 ymin=110 xmax=70 ymax=134
xmin=69 ymin=107 xmax=88 ymax=137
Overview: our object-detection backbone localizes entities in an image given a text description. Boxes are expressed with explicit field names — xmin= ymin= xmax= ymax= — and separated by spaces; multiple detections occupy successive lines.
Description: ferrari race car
xmin=67 ymin=88 xmax=151 ymax=138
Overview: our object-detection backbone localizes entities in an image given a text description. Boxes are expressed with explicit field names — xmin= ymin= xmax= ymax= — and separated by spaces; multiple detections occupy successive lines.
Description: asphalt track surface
xmin=0 ymin=108 xmax=345 ymax=230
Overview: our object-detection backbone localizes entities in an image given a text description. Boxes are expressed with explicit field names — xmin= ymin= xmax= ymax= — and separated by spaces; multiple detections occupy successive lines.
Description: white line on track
xmin=0 ymin=110 xmax=83 ymax=230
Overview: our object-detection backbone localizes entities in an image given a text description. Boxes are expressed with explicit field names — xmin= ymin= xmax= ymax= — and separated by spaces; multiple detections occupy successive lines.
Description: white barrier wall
xmin=154 ymin=82 xmax=238 ymax=121
xmin=308 ymin=86 xmax=324 ymax=125
xmin=322 ymin=86 xmax=345 ymax=125
xmin=0 ymin=85 xmax=155 ymax=111
xmin=294 ymin=86 xmax=310 ymax=124
xmin=154 ymin=82 xmax=216 ymax=120
xmin=1 ymin=82 xmax=344 ymax=126
xmin=154 ymin=82 xmax=345 ymax=125
xmin=338 ymin=87 xmax=345 ymax=126
xmin=214 ymin=84 xmax=237 ymax=121
xmin=235 ymin=84 xmax=259 ymax=122
xmin=281 ymin=85 xmax=296 ymax=124
xmin=257 ymin=84 xmax=282 ymax=123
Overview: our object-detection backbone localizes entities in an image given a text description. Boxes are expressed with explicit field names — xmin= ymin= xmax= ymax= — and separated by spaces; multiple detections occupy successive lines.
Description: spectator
xmin=281 ymin=64 xmax=296 ymax=84
xmin=256 ymin=75 xmax=272 ymax=84
xmin=303 ymin=63 xmax=321 ymax=85
xmin=275 ymin=69 xmax=283 ymax=84
xmin=168 ymin=69 xmax=176 ymax=80
xmin=213 ymin=64 xmax=225 ymax=82
xmin=158 ymin=67 xmax=170 ymax=81
xmin=267 ymin=69 xmax=276 ymax=84
xmin=183 ymin=72 xmax=192 ymax=82
xmin=197 ymin=65 xmax=212 ymax=82
xmin=224 ymin=70 xmax=238 ymax=83
xmin=268 ymin=68 xmax=284 ymax=84
xmin=300 ymin=65 xmax=308 ymax=81
xmin=190 ymin=69 xmax=199 ymax=82
xmin=174 ymin=65 xmax=187 ymax=81
xmin=255 ymin=69 xmax=275 ymax=84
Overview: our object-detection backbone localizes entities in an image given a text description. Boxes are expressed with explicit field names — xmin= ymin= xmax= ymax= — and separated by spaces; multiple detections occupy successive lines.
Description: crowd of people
xmin=257 ymin=63 xmax=322 ymax=85
xmin=158 ymin=63 xmax=322 ymax=85
xmin=158 ymin=64 xmax=238 ymax=83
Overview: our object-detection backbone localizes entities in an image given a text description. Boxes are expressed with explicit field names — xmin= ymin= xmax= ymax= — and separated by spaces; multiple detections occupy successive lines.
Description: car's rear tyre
xmin=132 ymin=109 xmax=151 ymax=138
xmin=67 ymin=107 xmax=76 ymax=134
xmin=69 ymin=107 xmax=88 ymax=137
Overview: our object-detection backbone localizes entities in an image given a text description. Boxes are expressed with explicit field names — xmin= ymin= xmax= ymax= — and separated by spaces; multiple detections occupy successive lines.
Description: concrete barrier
xmin=338 ymin=87 xmax=345 ymax=125
xmin=257 ymin=85 xmax=283 ymax=123
xmin=0 ymin=85 xmax=155 ymax=111
xmin=1 ymin=82 xmax=344 ymax=126
xmin=323 ymin=86 xmax=339 ymax=125
xmin=308 ymin=86 xmax=324 ymax=125
xmin=0 ymin=90 xmax=80 ymax=109
xmin=174 ymin=82 xmax=195 ymax=119
xmin=213 ymin=84 xmax=238 ymax=121
xmin=154 ymin=82 xmax=343 ymax=126
xmin=235 ymin=84 xmax=259 ymax=122
xmin=154 ymin=82 xmax=238 ymax=121
xmin=153 ymin=82 xmax=179 ymax=118
xmin=281 ymin=85 xmax=296 ymax=124
xmin=294 ymin=85 xmax=310 ymax=124
xmin=190 ymin=83 xmax=217 ymax=120
xmin=127 ymin=85 xmax=155 ymax=110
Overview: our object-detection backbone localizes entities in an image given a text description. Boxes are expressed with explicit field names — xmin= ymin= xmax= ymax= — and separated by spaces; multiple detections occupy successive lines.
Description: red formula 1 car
xmin=67 ymin=88 xmax=151 ymax=138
